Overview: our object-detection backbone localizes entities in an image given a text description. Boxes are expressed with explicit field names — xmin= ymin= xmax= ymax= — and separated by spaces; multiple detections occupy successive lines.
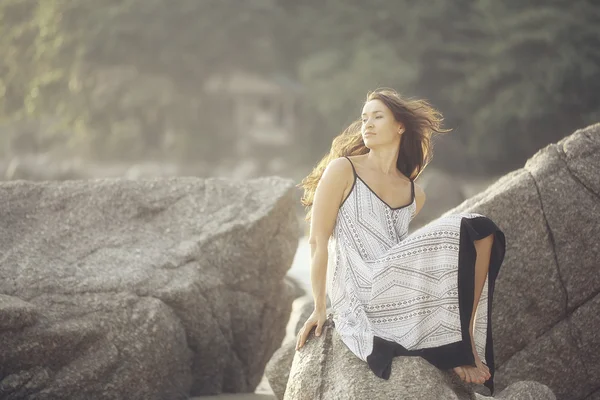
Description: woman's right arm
xmin=296 ymin=157 xmax=352 ymax=350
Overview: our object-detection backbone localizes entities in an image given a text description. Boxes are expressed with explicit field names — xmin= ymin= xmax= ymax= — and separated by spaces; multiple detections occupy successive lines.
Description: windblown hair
xmin=298 ymin=88 xmax=449 ymax=222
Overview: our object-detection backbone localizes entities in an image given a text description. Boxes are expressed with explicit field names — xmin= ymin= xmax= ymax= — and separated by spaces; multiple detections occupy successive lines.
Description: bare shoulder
xmin=309 ymin=157 xmax=354 ymax=244
xmin=321 ymin=157 xmax=354 ymax=185
xmin=413 ymin=181 xmax=426 ymax=216
xmin=314 ymin=156 xmax=354 ymax=207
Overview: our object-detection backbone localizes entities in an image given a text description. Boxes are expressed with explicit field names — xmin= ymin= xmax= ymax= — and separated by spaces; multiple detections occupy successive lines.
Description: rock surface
xmin=447 ymin=123 xmax=600 ymax=400
xmin=0 ymin=176 xmax=299 ymax=399
xmin=265 ymin=296 xmax=324 ymax=400
xmin=474 ymin=381 xmax=556 ymax=400
xmin=265 ymin=339 xmax=296 ymax=400
xmin=287 ymin=325 xmax=557 ymax=400
xmin=268 ymin=300 xmax=557 ymax=400
xmin=284 ymin=322 xmax=476 ymax=400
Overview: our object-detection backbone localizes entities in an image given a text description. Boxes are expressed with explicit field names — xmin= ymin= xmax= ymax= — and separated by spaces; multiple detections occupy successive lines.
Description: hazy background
xmin=0 ymin=0 xmax=598 ymax=209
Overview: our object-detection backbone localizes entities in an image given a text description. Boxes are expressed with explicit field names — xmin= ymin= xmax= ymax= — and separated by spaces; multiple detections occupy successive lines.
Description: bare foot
xmin=471 ymin=339 xmax=491 ymax=381
xmin=452 ymin=339 xmax=491 ymax=385
xmin=453 ymin=365 xmax=487 ymax=384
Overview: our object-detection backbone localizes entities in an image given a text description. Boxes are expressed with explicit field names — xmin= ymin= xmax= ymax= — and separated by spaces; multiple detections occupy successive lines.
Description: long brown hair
xmin=298 ymin=88 xmax=449 ymax=221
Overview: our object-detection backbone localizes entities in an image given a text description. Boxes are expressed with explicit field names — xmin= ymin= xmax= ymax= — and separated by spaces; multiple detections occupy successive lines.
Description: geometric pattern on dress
xmin=327 ymin=157 xmax=489 ymax=364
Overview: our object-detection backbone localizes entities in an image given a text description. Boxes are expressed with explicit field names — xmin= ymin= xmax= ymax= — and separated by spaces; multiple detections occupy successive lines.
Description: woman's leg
xmin=470 ymin=233 xmax=494 ymax=373
xmin=454 ymin=232 xmax=495 ymax=384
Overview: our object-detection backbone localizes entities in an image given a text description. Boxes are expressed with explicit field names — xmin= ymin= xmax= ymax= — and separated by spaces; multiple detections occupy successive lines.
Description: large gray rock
xmin=494 ymin=293 xmax=600 ymax=400
xmin=0 ymin=294 xmax=39 ymax=330
xmin=280 ymin=318 xmax=556 ymax=400
xmin=0 ymin=176 xmax=299 ymax=399
xmin=265 ymin=339 xmax=296 ymax=400
xmin=285 ymin=322 xmax=475 ymax=400
xmin=447 ymin=123 xmax=600 ymax=400
xmin=268 ymin=300 xmax=556 ymax=400
xmin=475 ymin=381 xmax=556 ymax=400
xmin=265 ymin=296 xmax=327 ymax=400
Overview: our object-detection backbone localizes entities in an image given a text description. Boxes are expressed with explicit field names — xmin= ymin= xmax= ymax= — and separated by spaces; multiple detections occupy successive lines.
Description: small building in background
xmin=204 ymin=70 xmax=303 ymax=178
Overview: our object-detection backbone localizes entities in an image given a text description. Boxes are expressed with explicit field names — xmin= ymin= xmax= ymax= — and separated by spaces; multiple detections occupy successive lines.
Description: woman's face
xmin=360 ymin=99 xmax=403 ymax=147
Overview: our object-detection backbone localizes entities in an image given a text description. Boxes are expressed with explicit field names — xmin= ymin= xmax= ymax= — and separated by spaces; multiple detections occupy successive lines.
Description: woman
xmin=295 ymin=88 xmax=506 ymax=394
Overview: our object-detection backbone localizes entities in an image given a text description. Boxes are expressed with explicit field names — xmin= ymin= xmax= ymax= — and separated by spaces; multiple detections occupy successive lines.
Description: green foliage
xmin=286 ymin=0 xmax=600 ymax=173
xmin=0 ymin=0 xmax=282 ymax=160
xmin=458 ymin=0 xmax=600 ymax=171
xmin=0 ymin=0 xmax=598 ymax=172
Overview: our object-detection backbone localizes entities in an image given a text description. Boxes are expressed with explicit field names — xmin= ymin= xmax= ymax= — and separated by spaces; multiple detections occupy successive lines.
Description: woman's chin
xmin=363 ymin=136 xmax=375 ymax=145
xmin=363 ymin=137 xmax=381 ymax=148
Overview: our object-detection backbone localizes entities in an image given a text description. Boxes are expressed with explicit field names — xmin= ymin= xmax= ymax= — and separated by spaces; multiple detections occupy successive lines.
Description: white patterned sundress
xmin=326 ymin=156 xmax=506 ymax=394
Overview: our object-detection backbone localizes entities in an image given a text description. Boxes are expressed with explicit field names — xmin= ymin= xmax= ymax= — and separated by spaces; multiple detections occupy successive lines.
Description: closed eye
xmin=361 ymin=116 xmax=383 ymax=123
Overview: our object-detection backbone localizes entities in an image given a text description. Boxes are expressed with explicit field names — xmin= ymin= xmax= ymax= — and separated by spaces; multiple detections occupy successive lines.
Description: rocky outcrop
xmin=474 ymin=381 xmax=556 ymax=400
xmin=286 ymin=320 xmax=473 ymax=400
xmin=266 ymin=338 xmax=297 ymax=399
xmin=443 ymin=123 xmax=600 ymax=400
xmin=266 ymin=296 xmax=319 ymax=399
xmin=268 ymin=299 xmax=557 ymax=400
xmin=281 ymin=320 xmax=555 ymax=400
xmin=0 ymin=176 xmax=299 ymax=399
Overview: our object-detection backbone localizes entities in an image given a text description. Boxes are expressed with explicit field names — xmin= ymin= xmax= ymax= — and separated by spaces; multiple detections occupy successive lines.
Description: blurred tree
xmin=273 ymin=0 xmax=421 ymax=165
xmin=0 ymin=0 xmax=598 ymax=174
xmin=0 ymin=0 xmax=286 ymax=161
xmin=278 ymin=0 xmax=600 ymax=174
xmin=440 ymin=0 xmax=600 ymax=172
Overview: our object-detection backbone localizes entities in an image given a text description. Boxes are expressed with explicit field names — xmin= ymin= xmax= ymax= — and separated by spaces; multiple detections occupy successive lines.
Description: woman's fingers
xmin=315 ymin=320 xmax=324 ymax=336
xmin=295 ymin=328 xmax=305 ymax=351
xmin=295 ymin=312 xmax=328 ymax=351
xmin=295 ymin=321 xmax=314 ymax=350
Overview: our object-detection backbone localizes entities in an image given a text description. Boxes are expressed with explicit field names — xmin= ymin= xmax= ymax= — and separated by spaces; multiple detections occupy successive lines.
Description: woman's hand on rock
xmin=295 ymin=308 xmax=327 ymax=351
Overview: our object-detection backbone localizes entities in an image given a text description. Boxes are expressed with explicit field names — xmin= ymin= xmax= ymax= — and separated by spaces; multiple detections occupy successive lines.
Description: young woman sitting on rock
xmin=296 ymin=88 xmax=506 ymax=394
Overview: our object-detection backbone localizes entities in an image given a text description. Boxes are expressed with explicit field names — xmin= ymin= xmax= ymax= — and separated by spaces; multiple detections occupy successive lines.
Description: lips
xmin=364 ymin=132 xmax=376 ymax=136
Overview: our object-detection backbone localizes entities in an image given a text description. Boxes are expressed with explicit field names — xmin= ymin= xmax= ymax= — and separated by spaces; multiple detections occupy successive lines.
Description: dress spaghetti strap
xmin=343 ymin=156 xmax=358 ymax=178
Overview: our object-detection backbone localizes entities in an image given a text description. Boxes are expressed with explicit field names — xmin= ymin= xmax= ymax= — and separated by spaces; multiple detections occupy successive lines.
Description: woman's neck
xmin=364 ymin=148 xmax=400 ymax=176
